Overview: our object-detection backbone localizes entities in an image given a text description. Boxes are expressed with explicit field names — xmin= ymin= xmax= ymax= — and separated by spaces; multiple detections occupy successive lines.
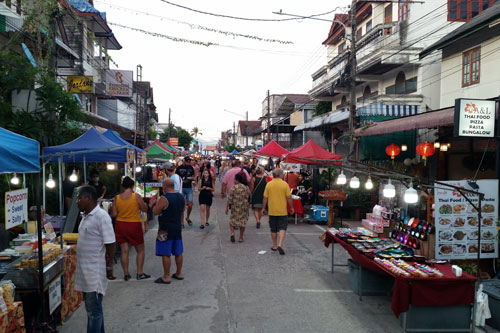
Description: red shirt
xmin=285 ymin=172 xmax=299 ymax=190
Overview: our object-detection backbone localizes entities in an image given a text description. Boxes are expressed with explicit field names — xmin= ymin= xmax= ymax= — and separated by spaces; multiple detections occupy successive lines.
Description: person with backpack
xmin=249 ymin=167 xmax=267 ymax=229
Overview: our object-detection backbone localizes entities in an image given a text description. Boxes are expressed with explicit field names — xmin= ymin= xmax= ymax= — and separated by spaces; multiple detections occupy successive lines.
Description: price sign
xmin=49 ymin=276 xmax=62 ymax=314
xmin=5 ymin=188 xmax=28 ymax=230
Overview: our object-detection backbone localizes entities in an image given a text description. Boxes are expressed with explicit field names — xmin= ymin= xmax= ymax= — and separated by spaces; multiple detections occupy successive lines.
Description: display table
xmin=0 ymin=302 xmax=26 ymax=333
xmin=287 ymin=196 xmax=304 ymax=224
xmin=61 ymin=246 xmax=82 ymax=323
xmin=323 ymin=231 xmax=476 ymax=318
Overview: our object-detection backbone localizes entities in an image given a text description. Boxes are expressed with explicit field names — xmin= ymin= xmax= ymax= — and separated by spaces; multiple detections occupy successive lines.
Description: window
xmin=338 ymin=42 xmax=347 ymax=54
xmin=399 ymin=0 xmax=410 ymax=21
xmin=462 ymin=47 xmax=481 ymax=87
xmin=384 ymin=4 xmax=393 ymax=34
xmin=366 ymin=20 xmax=372 ymax=32
xmin=363 ymin=86 xmax=372 ymax=98
xmin=448 ymin=0 xmax=497 ymax=21
xmin=395 ymin=71 xmax=406 ymax=94
xmin=386 ymin=73 xmax=418 ymax=94
xmin=356 ymin=28 xmax=363 ymax=40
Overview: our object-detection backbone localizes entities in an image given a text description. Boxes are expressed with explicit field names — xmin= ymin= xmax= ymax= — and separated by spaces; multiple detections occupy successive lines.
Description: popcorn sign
xmin=5 ymin=188 xmax=28 ymax=230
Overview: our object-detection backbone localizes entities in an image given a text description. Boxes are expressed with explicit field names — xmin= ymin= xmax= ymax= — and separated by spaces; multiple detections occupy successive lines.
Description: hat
xmin=184 ymin=156 xmax=192 ymax=161
xmin=163 ymin=162 xmax=174 ymax=170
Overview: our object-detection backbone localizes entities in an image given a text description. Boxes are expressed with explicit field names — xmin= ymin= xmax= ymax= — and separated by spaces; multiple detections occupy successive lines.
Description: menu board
xmin=435 ymin=180 xmax=498 ymax=259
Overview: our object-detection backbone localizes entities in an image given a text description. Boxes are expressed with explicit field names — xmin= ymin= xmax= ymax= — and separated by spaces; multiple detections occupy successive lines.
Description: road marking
xmin=294 ymin=289 xmax=353 ymax=293
xmin=314 ymin=224 xmax=327 ymax=232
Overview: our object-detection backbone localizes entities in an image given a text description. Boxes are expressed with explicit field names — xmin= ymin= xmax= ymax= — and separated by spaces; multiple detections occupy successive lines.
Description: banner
xmin=169 ymin=138 xmax=179 ymax=146
xmin=435 ymin=180 xmax=498 ymax=259
xmin=67 ymin=76 xmax=93 ymax=93
xmin=5 ymin=188 xmax=28 ymax=230
xmin=105 ymin=70 xmax=133 ymax=97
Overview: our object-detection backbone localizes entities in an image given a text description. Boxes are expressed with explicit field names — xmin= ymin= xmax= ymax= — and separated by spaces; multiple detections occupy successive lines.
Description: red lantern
xmin=416 ymin=142 xmax=435 ymax=165
xmin=385 ymin=144 xmax=401 ymax=160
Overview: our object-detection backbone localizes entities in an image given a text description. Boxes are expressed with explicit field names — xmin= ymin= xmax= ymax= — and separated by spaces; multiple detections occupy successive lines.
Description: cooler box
xmin=348 ymin=259 xmax=393 ymax=296
xmin=311 ymin=205 xmax=329 ymax=222
xmin=482 ymin=279 xmax=500 ymax=330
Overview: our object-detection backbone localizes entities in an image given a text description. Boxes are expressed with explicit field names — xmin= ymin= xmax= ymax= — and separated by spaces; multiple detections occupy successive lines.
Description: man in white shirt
xmin=163 ymin=162 xmax=182 ymax=193
xmin=75 ymin=185 xmax=116 ymax=333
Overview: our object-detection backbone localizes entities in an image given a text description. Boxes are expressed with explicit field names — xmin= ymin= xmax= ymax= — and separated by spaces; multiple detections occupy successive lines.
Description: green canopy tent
xmin=165 ymin=144 xmax=180 ymax=154
xmin=146 ymin=143 xmax=174 ymax=160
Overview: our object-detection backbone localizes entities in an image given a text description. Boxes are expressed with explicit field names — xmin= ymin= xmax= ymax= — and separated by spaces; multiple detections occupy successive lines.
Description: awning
xmin=294 ymin=110 xmax=349 ymax=131
xmin=357 ymin=103 xmax=419 ymax=117
xmin=355 ymin=107 xmax=454 ymax=137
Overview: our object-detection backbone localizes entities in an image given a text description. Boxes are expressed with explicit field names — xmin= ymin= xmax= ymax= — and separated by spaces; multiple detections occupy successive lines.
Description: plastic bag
xmin=475 ymin=284 xmax=492 ymax=327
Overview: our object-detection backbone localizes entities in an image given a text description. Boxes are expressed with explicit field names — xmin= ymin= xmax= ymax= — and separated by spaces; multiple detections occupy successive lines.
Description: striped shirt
xmin=75 ymin=205 xmax=115 ymax=295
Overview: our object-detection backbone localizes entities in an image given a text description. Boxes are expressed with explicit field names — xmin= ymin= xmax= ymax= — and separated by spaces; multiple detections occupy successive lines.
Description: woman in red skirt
xmin=111 ymin=176 xmax=150 ymax=281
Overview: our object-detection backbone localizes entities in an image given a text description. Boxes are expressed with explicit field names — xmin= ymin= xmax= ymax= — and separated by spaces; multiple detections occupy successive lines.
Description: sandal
xmin=200 ymin=225 xmax=205 ymax=229
xmin=239 ymin=239 xmax=244 ymax=243
xmin=271 ymin=247 xmax=277 ymax=252
xmin=256 ymin=222 xmax=261 ymax=229
xmin=171 ymin=273 xmax=184 ymax=280
xmin=230 ymin=235 xmax=235 ymax=243
xmin=186 ymin=218 xmax=193 ymax=226
xmin=154 ymin=277 xmax=170 ymax=284
xmin=137 ymin=273 xmax=151 ymax=280
xmin=124 ymin=274 xmax=131 ymax=281
xmin=205 ymin=222 xmax=209 ymax=226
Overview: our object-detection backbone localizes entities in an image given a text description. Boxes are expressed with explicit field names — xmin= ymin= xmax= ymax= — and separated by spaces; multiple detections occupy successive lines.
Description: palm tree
xmin=190 ymin=127 xmax=202 ymax=138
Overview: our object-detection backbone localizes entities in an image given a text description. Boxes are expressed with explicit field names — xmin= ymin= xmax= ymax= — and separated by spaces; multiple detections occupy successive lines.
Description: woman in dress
xmin=249 ymin=167 xmax=267 ymax=229
xmin=111 ymin=176 xmax=150 ymax=281
xmin=225 ymin=173 xmax=251 ymax=243
xmin=198 ymin=169 xmax=214 ymax=229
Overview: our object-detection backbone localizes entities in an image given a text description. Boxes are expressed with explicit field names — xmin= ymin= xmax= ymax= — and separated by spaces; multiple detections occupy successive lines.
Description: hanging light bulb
xmin=135 ymin=166 xmax=142 ymax=173
xmin=349 ymin=176 xmax=360 ymax=188
xmin=69 ymin=169 xmax=77 ymax=182
xmin=401 ymin=144 xmax=408 ymax=152
xmin=404 ymin=183 xmax=419 ymax=204
xmin=434 ymin=142 xmax=441 ymax=149
xmin=365 ymin=176 xmax=374 ymax=190
xmin=336 ymin=170 xmax=347 ymax=185
xmin=440 ymin=144 xmax=448 ymax=152
xmin=106 ymin=163 xmax=116 ymax=170
xmin=383 ymin=179 xmax=396 ymax=198
xmin=10 ymin=173 xmax=20 ymax=185
xmin=46 ymin=173 xmax=56 ymax=188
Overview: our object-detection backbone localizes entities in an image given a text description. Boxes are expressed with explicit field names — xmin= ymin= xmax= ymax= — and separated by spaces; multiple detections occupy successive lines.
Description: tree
xmin=190 ymin=127 xmax=202 ymax=138
xmin=313 ymin=101 xmax=332 ymax=117
xmin=177 ymin=129 xmax=192 ymax=149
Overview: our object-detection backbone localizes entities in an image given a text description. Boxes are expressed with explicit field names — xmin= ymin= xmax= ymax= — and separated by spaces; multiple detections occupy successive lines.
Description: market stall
xmin=255 ymin=140 xmax=288 ymax=157
xmin=281 ymin=139 xmax=341 ymax=165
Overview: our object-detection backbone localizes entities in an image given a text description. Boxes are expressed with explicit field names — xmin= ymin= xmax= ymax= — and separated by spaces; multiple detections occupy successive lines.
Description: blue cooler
xmin=311 ymin=205 xmax=329 ymax=222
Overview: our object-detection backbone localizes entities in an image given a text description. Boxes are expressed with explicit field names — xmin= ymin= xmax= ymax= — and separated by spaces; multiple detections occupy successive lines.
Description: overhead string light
xmin=404 ymin=182 xmax=419 ymax=204
xmin=365 ymin=176 xmax=373 ymax=190
xmin=336 ymin=170 xmax=347 ymax=185
xmin=383 ymin=179 xmax=396 ymax=198
xmin=10 ymin=173 xmax=20 ymax=185
xmin=349 ymin=176 xmax=360 ymax=188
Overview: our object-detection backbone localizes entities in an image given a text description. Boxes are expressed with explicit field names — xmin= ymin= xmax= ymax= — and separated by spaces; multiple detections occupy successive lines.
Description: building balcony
xmin=356 ymin=22 xmax=422 ymax=75
xmin=356 ymin=93 xmax=424 ymax=117
xmin=310 ymin=52 xmax=350 ymax=100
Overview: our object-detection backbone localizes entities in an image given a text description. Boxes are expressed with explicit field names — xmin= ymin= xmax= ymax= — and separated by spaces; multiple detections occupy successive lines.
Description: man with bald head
xmin=152 ymin=178 xmax=185 ymax=284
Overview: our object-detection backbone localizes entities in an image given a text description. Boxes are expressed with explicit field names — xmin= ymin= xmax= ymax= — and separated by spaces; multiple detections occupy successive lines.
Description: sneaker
xmin=137 ymin=273 xmax=151 ymax=280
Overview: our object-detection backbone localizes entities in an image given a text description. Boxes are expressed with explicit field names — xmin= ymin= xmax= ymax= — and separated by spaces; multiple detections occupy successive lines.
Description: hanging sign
xmin=67 ymin=76 xmax=93 ymax=93
xmin=454 ymin=99 xmax=496 ymax=138
xmin=5 ymin=188 xmax=28 ymax=230
xmin=169 ymin=138 xmax=179 ymax=146
xmin=435 ymin=180 xmax=498 ymax=259
xmin=105 ymin=70 xmax=133 ymax=97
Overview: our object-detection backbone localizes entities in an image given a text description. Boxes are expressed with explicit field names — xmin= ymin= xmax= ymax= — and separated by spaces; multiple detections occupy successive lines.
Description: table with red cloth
xmin=287 ymin=197 xmax=304 ymax=217
xmin=61 ymin=246 xmax=83 ymax=323
xmin=0 ymin=302 xmax=26 ymax=333
xmin=323 ymin=231 xmax=476 ymax=318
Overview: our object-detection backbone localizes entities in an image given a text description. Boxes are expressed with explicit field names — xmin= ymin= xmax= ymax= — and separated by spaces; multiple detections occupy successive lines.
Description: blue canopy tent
xmin=102 ymin=129 xmax=144 ymax=153
xmin=231 ymin=149 xmax=239 ymax=155
xmin=0 ymin=127 xmax=40 ymax=174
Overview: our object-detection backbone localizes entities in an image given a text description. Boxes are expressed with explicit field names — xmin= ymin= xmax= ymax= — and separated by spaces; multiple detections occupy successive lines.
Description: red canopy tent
xmin=255 ymin=140 xmax=288 ymax=157
xmin=282 ymin=139 xmax=342 ymax=165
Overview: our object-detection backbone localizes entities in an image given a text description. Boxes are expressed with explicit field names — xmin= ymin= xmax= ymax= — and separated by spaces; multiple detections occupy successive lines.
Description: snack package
xmin=0 ymin=295 xmax=7 ymax=313
xmin=0 ymin=281 xmax=15 ymax=306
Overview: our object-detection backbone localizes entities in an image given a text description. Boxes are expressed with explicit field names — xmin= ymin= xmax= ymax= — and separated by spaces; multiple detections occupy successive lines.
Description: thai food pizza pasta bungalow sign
xmin=435 ymin=180 xmax=498 ymax=259
xmin=454 ymin=98 xmax=496 ymax=138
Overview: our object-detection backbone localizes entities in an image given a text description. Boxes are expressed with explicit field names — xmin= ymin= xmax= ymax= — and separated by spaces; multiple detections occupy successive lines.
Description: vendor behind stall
xmin=88 ymin=169 xmax=106 ymax=199
xmin=285 ymin=171 xmax=299 ymax=191
xmin=297 ymin=173 xmax=313 ymax=205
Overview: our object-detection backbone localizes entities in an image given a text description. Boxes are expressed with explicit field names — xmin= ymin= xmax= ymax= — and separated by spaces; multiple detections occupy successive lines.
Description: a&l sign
xmin=454 ymin=98 xmax=496 ymax=138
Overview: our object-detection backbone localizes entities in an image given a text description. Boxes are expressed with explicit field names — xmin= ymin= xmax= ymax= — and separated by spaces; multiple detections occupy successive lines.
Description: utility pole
xmin=168 ymin=108 xmax=172 ymax=141
xmin=348 ymin=0 xmax=358 ymax=155
xmin=233 ymin=122 xmax=236 ymax=145
xmin=267 ymin=90 xmax=271 ymax=144
xmin=245 ymin=111 xmax=249 ymax=148
xmin=133 ymin=65 xmax=142 ymax=146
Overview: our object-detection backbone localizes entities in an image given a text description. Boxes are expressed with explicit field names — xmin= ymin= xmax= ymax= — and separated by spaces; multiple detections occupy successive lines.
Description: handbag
xmin=157 ymin=229 xmax=168 ymax=242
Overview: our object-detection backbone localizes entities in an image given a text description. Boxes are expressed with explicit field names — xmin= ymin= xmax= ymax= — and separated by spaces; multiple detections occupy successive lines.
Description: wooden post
xmin=328 ymin=200 xmax=335 ymax=228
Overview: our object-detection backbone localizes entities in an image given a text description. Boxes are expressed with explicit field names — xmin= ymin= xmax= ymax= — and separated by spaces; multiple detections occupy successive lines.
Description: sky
xmin=95 ymin=0 xmax=350 ymax=144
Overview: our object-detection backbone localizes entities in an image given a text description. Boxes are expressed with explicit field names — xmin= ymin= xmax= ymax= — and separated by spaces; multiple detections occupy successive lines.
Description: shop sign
xmin=49 ymin=276 xmax=62 ymax=314
xmin=105 ymin=70 xmax=133 ymax=97
xmin=454 ymin=99 xmax=496 ymax=138
xmin=169 ymin=138 xmax=179 ymax=146
xmin=67 ymin=76 xmax=93 ymax=93
xmin=5 ymin=188 xmax=27 ymax=230
xmin=434 ymin=180 xmax=498 ymax=260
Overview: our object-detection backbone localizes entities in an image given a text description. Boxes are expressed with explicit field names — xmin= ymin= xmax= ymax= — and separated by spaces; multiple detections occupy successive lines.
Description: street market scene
xmin=1 ymin=0 xmax=500 ymax=332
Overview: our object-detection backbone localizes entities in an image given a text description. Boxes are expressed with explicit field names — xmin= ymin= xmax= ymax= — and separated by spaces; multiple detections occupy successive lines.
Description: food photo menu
xmin=435 ymin=180 xmax=498 ymax=259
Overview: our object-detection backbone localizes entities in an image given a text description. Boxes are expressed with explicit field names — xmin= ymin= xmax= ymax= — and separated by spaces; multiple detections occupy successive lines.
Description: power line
xmin=95 ymin=1 xmax=293 ymax=44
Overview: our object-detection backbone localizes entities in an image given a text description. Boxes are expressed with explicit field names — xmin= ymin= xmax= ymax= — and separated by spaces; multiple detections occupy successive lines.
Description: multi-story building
xmin=235 ymin=120 xmax=261 ymax=148
xmin=306 ymin=1 xmax=481 ymax=160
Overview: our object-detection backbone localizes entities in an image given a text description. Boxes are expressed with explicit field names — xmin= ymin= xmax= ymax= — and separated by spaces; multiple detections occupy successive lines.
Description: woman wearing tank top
xmin=198 ymin=169 xmax=214 ymax=229
xmin=111 ymin=176 xmax=150 ymax=281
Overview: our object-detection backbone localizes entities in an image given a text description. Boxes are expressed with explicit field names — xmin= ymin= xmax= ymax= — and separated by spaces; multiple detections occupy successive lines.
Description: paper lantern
xmin=416 ymin=142 xmax=435 ymax=166
xmin=385 ymin=144 xmax=401 ymax=160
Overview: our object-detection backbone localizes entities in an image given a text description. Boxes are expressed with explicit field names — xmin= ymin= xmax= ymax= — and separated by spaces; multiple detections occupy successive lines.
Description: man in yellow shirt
xmin=262 ymin=168 xmax=294 ymax=255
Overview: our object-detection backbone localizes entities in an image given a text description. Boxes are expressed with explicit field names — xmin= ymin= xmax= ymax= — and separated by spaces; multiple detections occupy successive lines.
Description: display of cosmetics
xmin=374 ymin=258 xmax=410 ymax=277
xmin=392 ymin=259 xmax=429 ymax=277
xmin=390 ymin=216 xmax=434 ymax=249
xmin=414 ymin=263 xmax=444 ymax=277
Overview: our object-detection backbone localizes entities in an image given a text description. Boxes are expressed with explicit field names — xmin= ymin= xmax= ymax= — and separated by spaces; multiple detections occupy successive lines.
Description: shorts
xmin=115 ymin=221 xmax=144 ymax=246
xmin=269 ymin=215 xmax=288 ymax=233
xmin=156 ymin=239 xmax=183 ymax=257
xmin=182 ymin=188 xmax=193 ymax=203
xmin=252 ymin=203 xmax=263 ymax=209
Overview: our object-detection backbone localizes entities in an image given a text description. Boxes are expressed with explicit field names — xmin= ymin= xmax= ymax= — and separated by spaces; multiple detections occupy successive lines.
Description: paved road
xmin=61 ymin=184 xmax=403 ymax=333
